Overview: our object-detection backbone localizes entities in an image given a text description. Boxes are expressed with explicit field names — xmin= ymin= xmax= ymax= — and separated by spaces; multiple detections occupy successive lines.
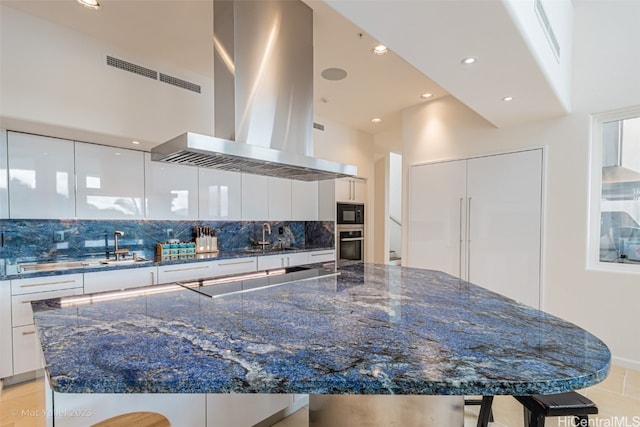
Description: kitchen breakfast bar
xmin=32 ymin=262 xmax=611 ymax=426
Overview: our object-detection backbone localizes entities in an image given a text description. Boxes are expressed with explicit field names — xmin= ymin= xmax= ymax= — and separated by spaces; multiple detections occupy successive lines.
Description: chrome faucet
xmin=259 ymin=223 xmax=272 ymax=250
xmin=113 ymin=230 xmax=129 ymax=260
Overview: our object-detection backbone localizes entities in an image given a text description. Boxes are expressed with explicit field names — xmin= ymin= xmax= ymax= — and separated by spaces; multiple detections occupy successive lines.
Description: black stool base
xmin=514 ymin=392 xmax=598 ymax=427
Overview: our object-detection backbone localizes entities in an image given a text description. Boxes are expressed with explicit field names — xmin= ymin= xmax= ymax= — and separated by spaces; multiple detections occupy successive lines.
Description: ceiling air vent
xmin=106 ymin=55 xmax=157 ymax=80
xmin=159 ymin=73 xmax=201 ymax=94
xmin=534 ymin=0 xmax=560 ymax=61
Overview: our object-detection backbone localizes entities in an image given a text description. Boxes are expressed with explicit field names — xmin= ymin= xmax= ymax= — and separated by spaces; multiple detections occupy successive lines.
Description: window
xmin=590 ymin=107 xmax=640 ymax=269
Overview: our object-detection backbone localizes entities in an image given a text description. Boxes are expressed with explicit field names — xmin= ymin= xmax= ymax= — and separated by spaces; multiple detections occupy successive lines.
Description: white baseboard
xmin=612 ymin=355 xmax=640 ymax=372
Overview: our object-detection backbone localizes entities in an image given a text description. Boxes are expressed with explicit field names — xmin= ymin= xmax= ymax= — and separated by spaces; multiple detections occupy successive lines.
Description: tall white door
xmin=407 ymin=159 xmax=467 ymax=277
xmin=466 ymin=150 xmax=542 ymax=307
xmin=407 ymin=149 xmax=543 ymax=308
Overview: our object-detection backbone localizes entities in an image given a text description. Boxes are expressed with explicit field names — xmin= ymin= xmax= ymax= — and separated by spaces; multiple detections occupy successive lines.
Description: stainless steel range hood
xmin=151 ymin=0 xmax=357 ymax=181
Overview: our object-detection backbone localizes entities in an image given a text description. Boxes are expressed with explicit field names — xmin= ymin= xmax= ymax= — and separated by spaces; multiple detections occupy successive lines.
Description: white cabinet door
xmin=407 ymin=160 xmax=467 ymax=277
xmin=407 ymin=150 xmax=542 ymax=308
xmin=212 ymin=257 xmax=257 ymax=277
xmin=292 ymin=180 xmax=318 ymax=220
xmin=336 ymin=178 xmax=366 ymax=203
xmin=466 ymin=150 xmax=542 ymax=307
xmin=199 ymin=168 xmax=242 ymax=220
xmin=76 ymin=143 xmax=145 ymax=219
xmin=241 ymin=174 xmax=268 ymax=220
xmin=318 ymin=179 xmax=336 ymax=221
xmin=0 ymin=130 xmax=8 ymax=219
xmin=157 ymin=262 xmax=216 ymax=284
xmin=0 ymin=281 xmax=12 ymax=377
xmin=144 ymin=153 xmax=198 ymax=219
xmin=268 ymin=177 xmax=292 ymax=220
xmin=7 ymin=132 xmax=76 ymax=219
xmin=206 ymin=394 xmax=293 ymax=427
xmin=84 ymin=266 xmax=158 ymax=294
xmin=12 ymin=324 xmax=43 ymax=375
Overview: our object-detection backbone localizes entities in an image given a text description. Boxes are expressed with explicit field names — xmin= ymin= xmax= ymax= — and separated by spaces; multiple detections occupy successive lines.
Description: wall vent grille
xmin=534 ymin=0 xmax=560 ymax=60
xmin=159 ymin=73 xmax=201 ymax=94
xmin=313 ymin=122 xmax=325 ymax=131
xmin=106 ymin=55 xmax=158 ymax=80
xmin=105 ymin=55 xmax=200 ymax=95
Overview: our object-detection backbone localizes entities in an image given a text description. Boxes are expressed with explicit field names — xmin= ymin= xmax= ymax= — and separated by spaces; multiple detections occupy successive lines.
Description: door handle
xmin=467 ymin=197 xmax=472 ymax=281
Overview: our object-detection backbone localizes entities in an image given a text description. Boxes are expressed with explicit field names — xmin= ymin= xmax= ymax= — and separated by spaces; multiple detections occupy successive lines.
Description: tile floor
xmin=1 ymin=365 xmax=639 ymax=427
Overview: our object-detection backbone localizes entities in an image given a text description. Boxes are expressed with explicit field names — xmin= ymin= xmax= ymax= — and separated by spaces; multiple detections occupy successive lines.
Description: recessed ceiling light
xmin=131 ymin=140 xmax=140 ymax=145
xmin=77 ymin=0 xmax=101 ymax=10
xmin=502 ymin=96 xmax=514 ymax=101
xmin=461 ymin=57 xmax=478 ymax=65
xmin=421 ymin=93 xmax=433 ymax=99
xmin=372 ymin=45 xmax=389 ymax=56
xmin=321 ymin=68 xmax=348 ymax=81
xmin=371 ymin=118 xmax=382 ymax=124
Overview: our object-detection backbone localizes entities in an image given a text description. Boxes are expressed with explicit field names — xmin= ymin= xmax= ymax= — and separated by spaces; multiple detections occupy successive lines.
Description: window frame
xmin=588 ymin=106 xmax=640 ymax=273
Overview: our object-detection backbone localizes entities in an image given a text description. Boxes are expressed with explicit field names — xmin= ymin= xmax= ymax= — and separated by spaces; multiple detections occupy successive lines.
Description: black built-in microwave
xmin=337 ymin=203 xmax=365 ymax=225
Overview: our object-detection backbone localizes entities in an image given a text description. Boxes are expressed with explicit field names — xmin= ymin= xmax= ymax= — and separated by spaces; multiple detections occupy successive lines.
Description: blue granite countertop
xmin=32 ymin=262 xmax=610 ymax=396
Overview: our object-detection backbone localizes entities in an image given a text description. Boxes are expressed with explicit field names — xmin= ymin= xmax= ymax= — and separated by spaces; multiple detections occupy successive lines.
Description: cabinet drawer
xmin=257 ymin=254 xmax=286 ymax=271
xmin=157 ymin=262 xmax=215 ymax=284
xmin=84 ymin=266 xmax=157 ymax=294
xmin=212 ymin=258 xmax=257 ymax=277
xmin=307 ymin=250 xmax=335 ymax=263
xmin=11 ymin=273 xmax=83 ymax=296
xmin=12 ymin=287 xmax=84 ymax=327
xmin=12 ymin=324 xmax=44 ymax=375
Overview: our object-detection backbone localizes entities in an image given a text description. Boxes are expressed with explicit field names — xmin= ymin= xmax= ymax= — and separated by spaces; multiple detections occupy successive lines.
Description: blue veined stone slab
xmin=32 ymin=262 xmax=610 ymax=396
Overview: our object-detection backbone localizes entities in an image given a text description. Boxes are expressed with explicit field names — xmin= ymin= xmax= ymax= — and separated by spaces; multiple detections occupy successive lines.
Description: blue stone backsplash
xmin=0 ymin=219 xmax=334 ymax=275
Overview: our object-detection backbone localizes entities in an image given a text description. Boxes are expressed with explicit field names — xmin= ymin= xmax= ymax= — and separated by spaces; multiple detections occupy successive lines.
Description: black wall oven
xmin=337 ymin=203 xmax=364 ymax=225
xmin=337 ymin=225 xmax=364 ymax=261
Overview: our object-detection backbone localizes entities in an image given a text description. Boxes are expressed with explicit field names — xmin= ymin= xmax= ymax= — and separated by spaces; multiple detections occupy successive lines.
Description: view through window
xmin=599 ymin=115 xmax=640 ymax=264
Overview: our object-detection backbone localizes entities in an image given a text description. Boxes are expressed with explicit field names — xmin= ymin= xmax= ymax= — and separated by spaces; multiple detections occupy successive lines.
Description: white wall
xmin=401 ymin=1 xmax=640 ymax=368
xmin=0 ymin=5 xmax=213 ymax=149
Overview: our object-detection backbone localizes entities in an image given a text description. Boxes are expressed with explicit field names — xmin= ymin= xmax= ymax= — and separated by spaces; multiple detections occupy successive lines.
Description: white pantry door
xmin=466 ymin=149 xmax=543 ymax=307
xmin=407 ymin=159 xmax=467 ymax=278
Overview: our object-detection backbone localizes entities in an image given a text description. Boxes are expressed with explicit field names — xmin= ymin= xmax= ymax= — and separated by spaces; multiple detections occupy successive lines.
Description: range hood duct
xmin=151 ymin=0 xmax=357 ymax=181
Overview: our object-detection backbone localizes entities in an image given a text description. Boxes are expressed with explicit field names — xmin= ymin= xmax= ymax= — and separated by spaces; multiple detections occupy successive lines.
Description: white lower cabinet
xmin=10 ymin=274 xmax=84 ymax=376
xmin=84 ymin=266 xmax=157 ymax=294
xmin=156 ymin=262 xmax=216 ymax=284
xmin=257 ymin=252 xmax=309 ymax=271
xmin=306 ymin=249 xmax=335 ymax=264
xmin=1 ymin=281 xmax=12 ymax=378
xmin=212 ymin=258 xmax=257 ymax=277
xmin=206 ymin=394 xmax=293 ymax=427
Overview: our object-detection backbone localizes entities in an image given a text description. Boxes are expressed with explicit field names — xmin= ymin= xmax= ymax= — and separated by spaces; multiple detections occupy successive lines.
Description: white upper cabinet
xmin=144 ymin=153 xmax=198 ymax=219
xmin=292 ymin=180 xmax=318 ymax=220
xmin=318 ymin=179 xmax=336 ymax=221
xmin=7 ymin=132 xmax=76 ymax=219
xmin=199 ymin=168 xmax=242 ymax=220
xmin=336 ymin=177 xmax=366 ymax=203
xmin=241 ymin=174 xmax=268 ymax=220
xmin=75 ymin=143 xmax=145 ymax=219
xmin=268 ymin=177 xmax=292 ymax=220
xmin=0 ymin=130 xmax=8 ymax=219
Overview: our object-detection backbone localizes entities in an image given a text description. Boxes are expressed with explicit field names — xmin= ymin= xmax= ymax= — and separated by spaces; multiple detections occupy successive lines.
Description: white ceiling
xmin=1 ymin=0 xmax=564 ymax=139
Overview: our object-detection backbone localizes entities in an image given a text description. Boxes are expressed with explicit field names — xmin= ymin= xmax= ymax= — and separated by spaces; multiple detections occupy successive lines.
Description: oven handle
xmin=340 ymin=237 xmax=364 ymax=242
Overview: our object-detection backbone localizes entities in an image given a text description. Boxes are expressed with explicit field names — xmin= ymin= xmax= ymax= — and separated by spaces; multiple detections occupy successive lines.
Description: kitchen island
xmin=32 ymin=262 xmax=610 ymax=426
